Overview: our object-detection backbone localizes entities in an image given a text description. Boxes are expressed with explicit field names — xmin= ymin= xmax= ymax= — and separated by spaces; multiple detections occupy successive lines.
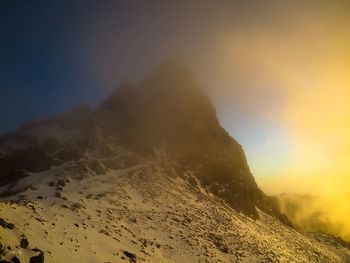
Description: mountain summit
xmin=98 ymin=64 xmax=262 ymax=218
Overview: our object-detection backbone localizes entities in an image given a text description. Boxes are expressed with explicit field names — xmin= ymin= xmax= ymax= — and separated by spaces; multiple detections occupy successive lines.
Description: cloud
xmin=277 ymin=194 xmax=350 ymax=242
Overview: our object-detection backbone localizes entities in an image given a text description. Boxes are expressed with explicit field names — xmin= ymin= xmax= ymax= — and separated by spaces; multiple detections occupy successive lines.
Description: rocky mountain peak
xmin=0 ymin=64 xmax=264 ymax=219
xmin=99 ymin=62 xmax=215 ymax=121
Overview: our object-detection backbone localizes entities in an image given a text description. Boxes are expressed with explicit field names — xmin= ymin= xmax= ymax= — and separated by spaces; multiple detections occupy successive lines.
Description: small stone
xmin=57 ymin=179 xmax=66 ymax=187
xmin=123 ymin=251 xmax=136 ymax=263
xmin=20 ymin=237 xmax=29 ymax=248
xmin=7 ymin=223 xmax=15 ymax=230
xmin=30 ymin=248 xmax=44 ymax=263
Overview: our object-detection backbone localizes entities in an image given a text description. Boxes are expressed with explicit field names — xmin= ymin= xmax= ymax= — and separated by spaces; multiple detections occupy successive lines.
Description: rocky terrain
xmin=1 ymin=157 xmax=350 ymax=262
xmin=0 ymin=64 xmax=349 ymax=262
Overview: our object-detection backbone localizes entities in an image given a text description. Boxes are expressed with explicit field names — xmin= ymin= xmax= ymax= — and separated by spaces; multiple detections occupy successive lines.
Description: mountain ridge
xmin=1 ymin=64 xmax=262 ymax=219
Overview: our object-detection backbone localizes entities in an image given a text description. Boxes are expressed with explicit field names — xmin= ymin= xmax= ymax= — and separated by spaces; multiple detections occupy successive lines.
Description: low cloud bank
xmin=276 ymin=194 xmax=350 ymax=242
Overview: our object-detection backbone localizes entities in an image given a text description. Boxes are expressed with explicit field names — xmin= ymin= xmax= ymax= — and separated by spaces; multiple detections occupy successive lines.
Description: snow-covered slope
xmin=1 ymin=153 xmax=350 ymax=263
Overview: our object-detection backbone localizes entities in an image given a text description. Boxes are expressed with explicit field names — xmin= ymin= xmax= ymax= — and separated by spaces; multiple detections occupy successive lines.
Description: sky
xmin=1 ymin=0 xmax=350 ymax=197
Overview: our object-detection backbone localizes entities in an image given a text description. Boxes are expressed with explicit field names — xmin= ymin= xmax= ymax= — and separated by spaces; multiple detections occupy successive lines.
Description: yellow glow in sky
xmin=192 ymin=2 xmax=350 ymax=197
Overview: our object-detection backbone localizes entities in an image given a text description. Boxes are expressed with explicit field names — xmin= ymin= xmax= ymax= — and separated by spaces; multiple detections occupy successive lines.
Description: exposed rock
xmin=56 ymin=179 xmax=65 ymax=187
xmin=29 ymin=249 xmax=44 ymax=263
xmin=123 ymin=251 xmax=136 ymax=263
xmin=0 ymin=218 xmax=7 ymax=228
xmin=20 ymin=237 xmax=29 ymax=248
xmin=6 ymin=223 xmax=14 ymax=230
xmin=0 ymin=147 xmax=57 ymax=186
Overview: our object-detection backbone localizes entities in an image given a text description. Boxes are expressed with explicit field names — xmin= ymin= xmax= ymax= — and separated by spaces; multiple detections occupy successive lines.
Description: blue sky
xmin=0 ymin=1 xmax=108 ymax=133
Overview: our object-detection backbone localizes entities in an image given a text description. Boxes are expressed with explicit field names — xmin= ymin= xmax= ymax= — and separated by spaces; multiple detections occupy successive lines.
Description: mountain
xmin=0 ymin=64 xmax=349 ymax=262
xmin=0 ymin=64 xmax=261 ymax=219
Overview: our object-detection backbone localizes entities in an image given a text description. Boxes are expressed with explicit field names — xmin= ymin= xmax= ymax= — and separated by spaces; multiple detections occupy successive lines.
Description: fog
xmin=277 ymin=194 xmax=350 ymax=242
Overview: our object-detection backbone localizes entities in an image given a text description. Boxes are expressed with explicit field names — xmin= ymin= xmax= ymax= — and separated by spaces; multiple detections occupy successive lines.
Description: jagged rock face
xmin=0 ymin=64 xmax=261 ymax=218
xmin=96 ymin=65 xmax=261 ymax=217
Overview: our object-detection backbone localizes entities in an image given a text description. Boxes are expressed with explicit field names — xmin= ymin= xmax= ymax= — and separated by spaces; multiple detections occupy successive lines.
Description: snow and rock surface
xmin=1 ymin=159 xmax=350 ymax=262
xmin=0 ymin=64 xmax=350 ymax=262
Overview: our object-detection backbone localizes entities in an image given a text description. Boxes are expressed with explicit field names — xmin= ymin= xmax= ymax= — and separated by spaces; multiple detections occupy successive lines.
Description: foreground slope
xmin=0 ymin=157 xmax=350 ymax=262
